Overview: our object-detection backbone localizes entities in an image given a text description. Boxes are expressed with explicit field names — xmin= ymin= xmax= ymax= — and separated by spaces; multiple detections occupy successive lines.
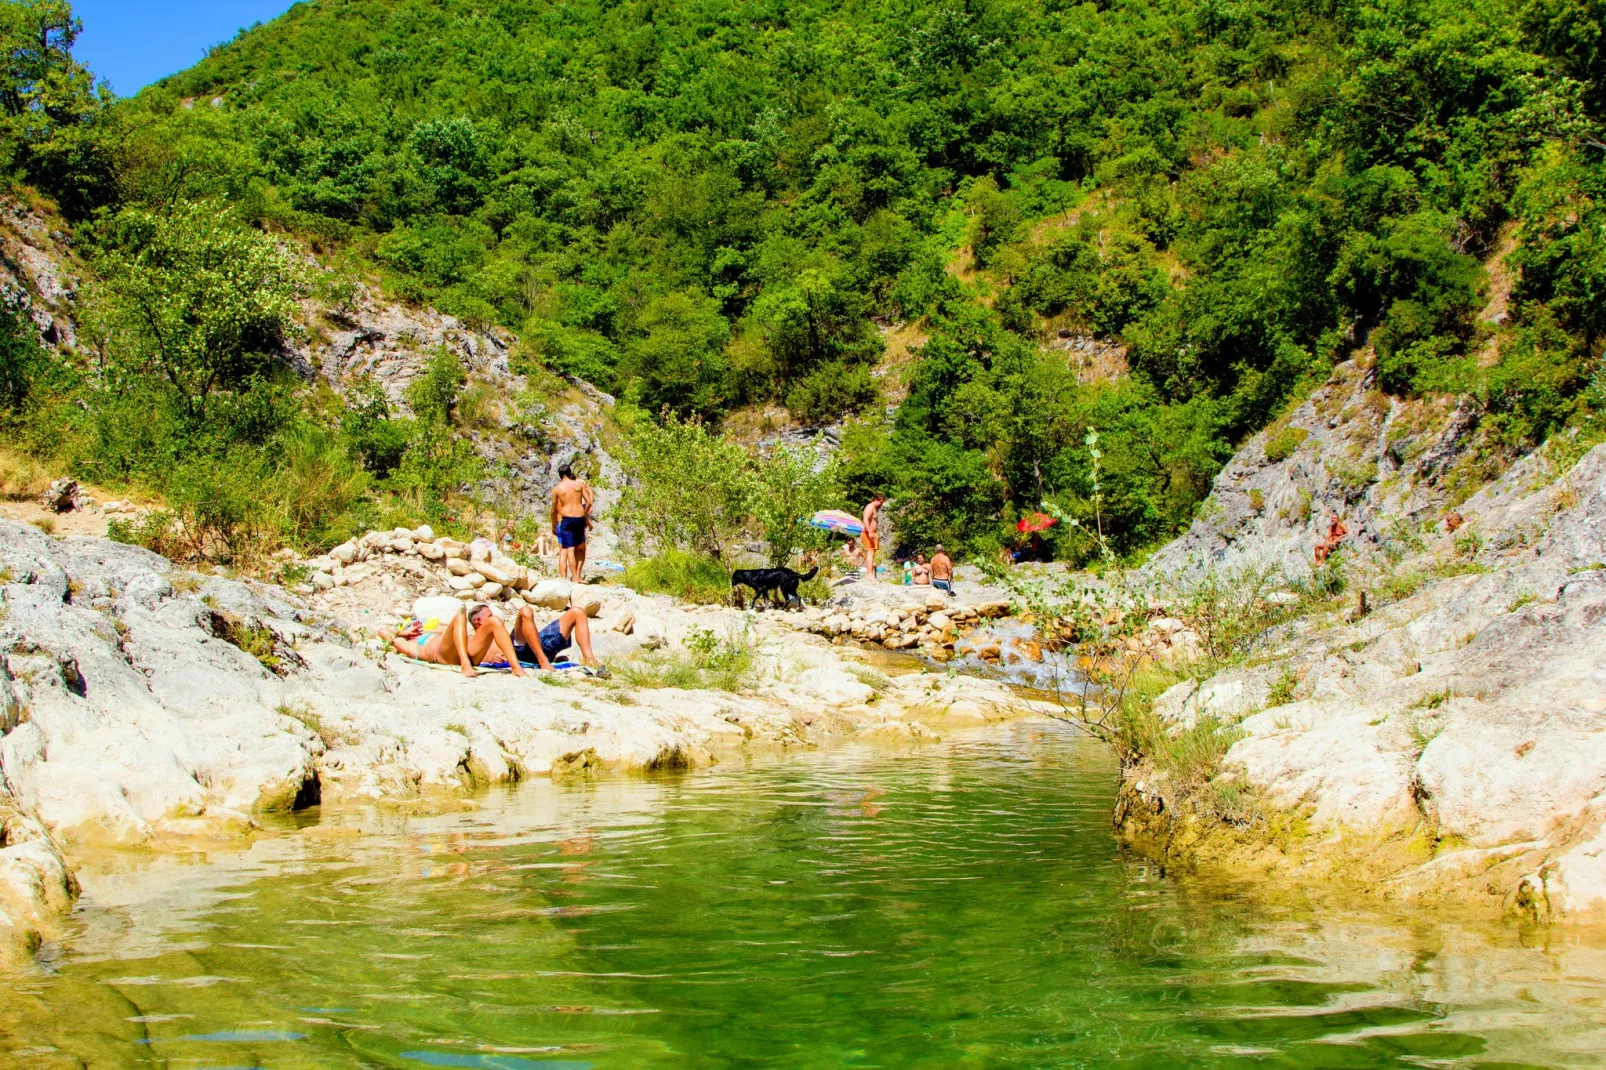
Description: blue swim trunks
xmin=557 ymin=516 xmax=588 ymax=549
xmin=515 ymin=619 xmax=570 ymax=664
xmin=537 ymin=619 xmax=569 ymax=662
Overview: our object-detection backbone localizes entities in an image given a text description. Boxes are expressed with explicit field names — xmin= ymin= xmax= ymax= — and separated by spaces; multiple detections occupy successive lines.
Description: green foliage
xmin=8 ymin=0 xmax=1606 ymax=570
xmin=748 ymin=445 xmax=838 ymax=567
xmin=88 ymin=200 xmax=304 ymax=418
xmin=404 ymin=349 xmax=466 ymax=426
xmin=618 ymin=620 xmax=758 ymax=693
xmin=1263 ymin=426 xmax=1309 ymax=464
xmin=623 ymin=550 xmax=732 ymax=605
xmin=616 ymin=411 xmax=753 ymax=560
xmin=0 ymin=0 xmax=109 ymax=214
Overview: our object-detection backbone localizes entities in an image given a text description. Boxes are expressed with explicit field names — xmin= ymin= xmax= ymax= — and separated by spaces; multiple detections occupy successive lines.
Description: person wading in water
xmin=550 ymin=463 xmax=595 ymax=582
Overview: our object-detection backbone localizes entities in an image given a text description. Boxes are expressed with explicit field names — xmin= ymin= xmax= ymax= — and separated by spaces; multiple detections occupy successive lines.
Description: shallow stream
xmin=4 ymin=723 xmax=1605 ymax=1068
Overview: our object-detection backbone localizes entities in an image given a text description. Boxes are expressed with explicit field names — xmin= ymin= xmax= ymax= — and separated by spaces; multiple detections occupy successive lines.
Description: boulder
xmin=613 ymin=612 xmax=636 ymax=635
xmin=443 ymin=544 xmax=468 ymax=561
xmin=311 ymin=572 xmax=335 ymax=591
xmin=446 ymin=558 xmax=472 ymax=577
xmin=330 ymin=542 xmax=358 ymax=566
xmin=417 ymin=542 xmax=445 ymax=562
xmin=478 ymin=562 xmax=514 ymax=586
xmin=928 ymin=611 xmax=953 ymax=631
xmin=634 ymin=615 xmax=667 ymax=649
xmin=528 ymin=579 xmax=573 ymax=610
xmin=480 ymin=582 xmax=504 ymax=599
xmin=573 ymin=589 xmax=603 ymax=618
xmin=412 ymin=525 xmax=435 ymax=541
xmin=411 ymin=596 xmax=462 ymax=625
xmin=464 ymin=572 xmax=486 ymax=589
xmin=447 ymin=575 xmax=477 ymax=592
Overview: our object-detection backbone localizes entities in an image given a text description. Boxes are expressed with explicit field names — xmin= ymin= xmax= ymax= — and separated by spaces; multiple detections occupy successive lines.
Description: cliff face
xmin=1125 ymin=356 xmax=1606 ymax=921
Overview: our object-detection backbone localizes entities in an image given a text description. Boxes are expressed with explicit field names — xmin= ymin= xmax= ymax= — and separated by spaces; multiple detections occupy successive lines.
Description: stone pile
xmin=802 ymin=594 xmax=1011 ymax=659
xmin=301 ymin=526 xmax=598 ymax=615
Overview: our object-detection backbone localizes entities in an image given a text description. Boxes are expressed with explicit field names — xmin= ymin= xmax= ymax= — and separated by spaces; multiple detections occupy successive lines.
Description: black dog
xmin=731 ymin=566 xmax=819 ymax=610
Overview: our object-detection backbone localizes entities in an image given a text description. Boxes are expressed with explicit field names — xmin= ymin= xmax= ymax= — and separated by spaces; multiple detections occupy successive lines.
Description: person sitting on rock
xmin=1313 ymin=514 xmax=1349 ymax=565
xmin=512 ymin=603 xmax=605 ymax=673
xmin=392 ymin=603 xmax=527 ymax=679
xmin=912 ymin=552 xmax=932 ymax=585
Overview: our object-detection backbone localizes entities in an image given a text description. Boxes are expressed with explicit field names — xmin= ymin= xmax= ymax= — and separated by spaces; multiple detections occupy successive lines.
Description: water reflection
xmin=0 ymin=722 xmax=1602 ymax=1068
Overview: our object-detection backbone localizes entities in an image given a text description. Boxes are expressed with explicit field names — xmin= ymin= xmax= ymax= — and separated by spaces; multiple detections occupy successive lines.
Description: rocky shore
xmin=0 ymin=518 xmax=1042 ymax=964
xmin=1113 ymin=359 xmax=1606 ymax=922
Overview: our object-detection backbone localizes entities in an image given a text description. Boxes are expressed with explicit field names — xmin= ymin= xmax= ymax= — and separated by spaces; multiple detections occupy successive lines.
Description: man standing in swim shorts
xmin=861 ymin=493 xmax=885 ymax=579
xmin=550 ymin=463 xmax=595 ymax=581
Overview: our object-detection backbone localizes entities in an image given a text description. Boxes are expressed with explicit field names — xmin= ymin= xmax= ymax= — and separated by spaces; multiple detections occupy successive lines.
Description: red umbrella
xmin=1017 ymin=512 xmax=1058 ymax=534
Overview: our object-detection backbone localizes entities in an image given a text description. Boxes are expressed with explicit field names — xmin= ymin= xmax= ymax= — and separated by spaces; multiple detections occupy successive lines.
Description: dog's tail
xmin=799 ymin=566 xmax=819 ymax=581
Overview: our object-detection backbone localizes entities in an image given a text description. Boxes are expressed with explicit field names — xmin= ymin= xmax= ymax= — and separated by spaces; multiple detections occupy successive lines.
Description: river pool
xmin=4 ymin=722 xmax=1605 ymax=1068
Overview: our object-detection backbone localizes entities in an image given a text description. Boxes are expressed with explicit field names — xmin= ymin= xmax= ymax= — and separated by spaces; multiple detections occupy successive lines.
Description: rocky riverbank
xmin=1110 ymin=358 xmax=1606 ymax=923
xmin=0 ymin=518 xmax=1046 ymax=964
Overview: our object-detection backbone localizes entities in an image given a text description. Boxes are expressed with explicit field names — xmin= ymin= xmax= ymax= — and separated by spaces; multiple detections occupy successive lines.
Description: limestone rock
xmin=529 ymin=579 xmax=573 ymax=610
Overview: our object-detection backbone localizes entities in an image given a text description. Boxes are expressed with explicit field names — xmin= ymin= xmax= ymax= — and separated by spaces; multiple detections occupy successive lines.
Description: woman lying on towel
xmin=392 ymin=603 xmax=528 ymax=679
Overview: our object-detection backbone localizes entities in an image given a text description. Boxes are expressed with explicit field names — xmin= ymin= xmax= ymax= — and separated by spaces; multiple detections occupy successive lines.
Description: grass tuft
xmin=623 ymin=550 xmax=731 ymax=605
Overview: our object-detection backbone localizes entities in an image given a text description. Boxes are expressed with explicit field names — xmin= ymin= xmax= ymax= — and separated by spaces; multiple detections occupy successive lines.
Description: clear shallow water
xmin=4 ymin=723 xmax=1606 ymax=1068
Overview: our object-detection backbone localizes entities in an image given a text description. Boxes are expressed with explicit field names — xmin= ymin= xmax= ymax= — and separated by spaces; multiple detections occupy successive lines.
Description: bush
xmin=0 ymin=447 xmax=49 ymax=500
xmin=107 ymin=509 xmax=181 ymax=557
xmin=785 ymin=361 xmax=879 ymax=425
xmin=615 ymin=412 xmax=752 ymax=560
xmin=623 ymin=550 xmax=731 ymax=604
xmin=618 ymin=621 xmax=757 ymax=692
xmin=270 ymin=426 xmax=370 ymax=551
xmin=1263 ymin=425 xmax=1309 ymax=463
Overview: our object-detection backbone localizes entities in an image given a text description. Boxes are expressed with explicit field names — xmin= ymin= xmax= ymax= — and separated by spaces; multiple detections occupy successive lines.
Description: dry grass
xmin=0 ymin=448 xmax=50 ymax=501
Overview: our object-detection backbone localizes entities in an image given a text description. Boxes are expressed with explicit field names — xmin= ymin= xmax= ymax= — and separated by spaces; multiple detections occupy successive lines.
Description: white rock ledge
xmin=0 ymin=520 xmax=1036 ymax=962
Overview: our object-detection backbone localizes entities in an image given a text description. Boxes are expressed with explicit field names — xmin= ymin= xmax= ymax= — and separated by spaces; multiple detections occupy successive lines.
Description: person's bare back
xmin=550 ymin=463 xmax=596 ymax=581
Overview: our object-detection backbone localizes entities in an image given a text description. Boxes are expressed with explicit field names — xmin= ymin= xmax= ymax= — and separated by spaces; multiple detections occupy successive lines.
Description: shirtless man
xmin=1314 ymin=514 xmax=1349 ymax=565
xmin=512 ymin=603 xmax=605 ymax=672
xmin=930 ymin=544 xmax=954 ymax=596
xmin=391 ymin=604 xmax=527 ymax=679
xmin=550 ymin=463 xmax=595 ymax=581
xmin=860 ymin=493 xmax=886 ymax=578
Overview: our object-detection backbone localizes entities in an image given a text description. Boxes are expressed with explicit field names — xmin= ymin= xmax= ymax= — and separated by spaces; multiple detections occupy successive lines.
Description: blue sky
xmin=73 ymin=0 xmax=299 ymax=97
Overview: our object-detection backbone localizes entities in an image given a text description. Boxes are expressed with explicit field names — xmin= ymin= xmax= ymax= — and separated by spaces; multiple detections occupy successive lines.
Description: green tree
xmin=749 ymin=444 xmax=839 ymax=566
xmin=618 ymin=290 xmax=732 ymax=418
xmin=616 ymin=411 xmax=752 ymax=561
xmin=90 ymin=200 xmax=303 ymax=418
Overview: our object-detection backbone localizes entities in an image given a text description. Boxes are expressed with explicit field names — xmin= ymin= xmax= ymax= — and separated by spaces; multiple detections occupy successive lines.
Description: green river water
xmin=4 ymin=722 xmax=1606 ymax=1069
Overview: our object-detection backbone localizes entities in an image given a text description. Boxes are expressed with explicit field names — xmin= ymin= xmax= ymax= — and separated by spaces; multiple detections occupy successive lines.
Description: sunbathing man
xmin=392 ymin=604 xmax=527 ymax=679
xmin=930 ymin=544 xmax=954 ymax=595
xmin=512 ymin=603 xmax=605 ymax=672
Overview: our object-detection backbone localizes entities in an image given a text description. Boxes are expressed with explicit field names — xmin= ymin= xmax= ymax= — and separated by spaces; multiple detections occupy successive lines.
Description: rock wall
xmin=1124 ymin=364 xmax=1606 ymax=920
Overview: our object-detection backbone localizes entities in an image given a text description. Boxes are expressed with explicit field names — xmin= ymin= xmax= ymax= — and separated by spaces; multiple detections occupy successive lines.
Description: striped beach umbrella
xmin=805 ymin=509 xmax=865 ymax=536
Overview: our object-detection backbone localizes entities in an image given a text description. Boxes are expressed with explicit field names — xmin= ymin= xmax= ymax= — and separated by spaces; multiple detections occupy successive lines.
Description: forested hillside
xmin=1 ymin=0 xmax=1603 ymax=563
